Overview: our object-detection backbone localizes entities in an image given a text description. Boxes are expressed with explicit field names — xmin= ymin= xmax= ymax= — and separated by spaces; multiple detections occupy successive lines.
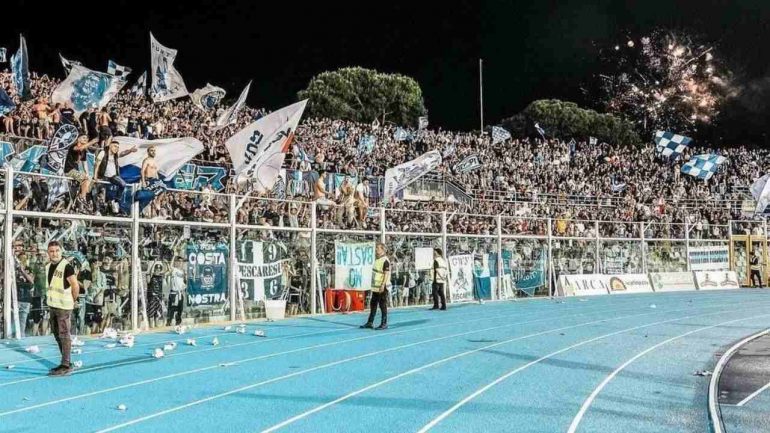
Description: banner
xmin=414 ymin=247 xmax=434 ymax=271
xmin=214 ymin=81 xmax=251 ymax=130
xmin=11 ymin=35 xmax=30 ymax=100
xmin=648 ymin=272 xmax=696 ymax=292
xmin=607 ymin=274 xmax=653 ymax=294
xmin=52 ymin=64 xmax=126 ymax=115
xmin=452 ymin=154 xmax=482 ymax=174
xmin=42 ymin=123 xmax=80 ymax=174
xmin=191 ymin=83 xmax=226 ymax=111
xmin=172 ymin=162 xmax=228 ymax=191
xmin=383 ymin=150 xmax=442 ymax=201
xmin=149 ymin=33 xmax=189 ymax=102
xmin=418 ymin=116 xmax=429 ymax=130
xmin=59 ymin=53 xmax=82 ymax=75
xmin=0 ymin=88 xmax=15 ymax=116
xmin=688 ymin=245 xmax=729 ymax=271
xmin=186 ymin=243 xmax=229 ymax=306
xmin=449 ymin=254 xmax=474 ymax=302
xmin=0 ymin=47 xmax=6 ymax=63
xmin=334 ymin=241 xmax=375 ymax=291
xmin=509 ymin=250 xmax=546 ymax=296
xmin=237 ymin=240 xmax=287 ymax=302
xmin=557 ymin=275 xmax=610 ymax=297
xmin=226 ymin=100 xmax=307 ymax=192
xmin=694 ymin=271 xmax=740 ymax=290
xmin=112 ymin=136 xmax=204 ymax=182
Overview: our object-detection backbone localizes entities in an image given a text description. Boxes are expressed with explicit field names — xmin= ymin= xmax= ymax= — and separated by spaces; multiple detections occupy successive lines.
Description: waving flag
xmin=681 ymin=154 xmax=727 ymax=180
xmin=111 ymin=136 xmax=204 ymax=182
xmin=10 ymin=35 xmax=30 ymax=100
xmin=0 ymin=88 xmax=15 ymax=116
xmin=191 ymin=83 xmax=226 ymax=110
xmin=751 ymin=174 xmax=770 ymax=215
xmin=130 ymin=71 xmax=147 ymax=97
xmin=52 ymin=64 xmax=126 ymax=115
xmin=59 ymin=53 xmax=82 ymax=75
xmin=384 ymin=150 xmax=442 ymax=201
xmin=214 ymin=81 xmax=251 ymax=130
xmin=357 ymin=135 xmax=376 ymax=155
xmin=418 ymin=116 xmax=429 ymax=130
xmin=226 ymin=100 xmax=307 ymax=193
xmin=534 ymin=122 xmax=546 ymax=139
xmin=491 ymin=126 xmax=511 ymax=145
xmin=149 ymin=33 xmax=188 ymax=102
xmin=654 ymin=130 xmax=692 ymax=158
xmin=453 ymin=155 xmax=482 ymax=174
xmin=107 ymin=60 xmax=132 ymax=78
xmin=0 ymin=48 xmax=6 ymax=63
xmin=393 ymin=127 xmax=413 ymax=142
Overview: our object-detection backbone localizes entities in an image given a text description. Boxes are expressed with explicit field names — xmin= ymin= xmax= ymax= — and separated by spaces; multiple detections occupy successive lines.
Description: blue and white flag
xmin=107 ymin=60 xmax=132 ymax=78
xmin=393 ymin=127 xmax=413 ymax=142
xmin=149 ymin=33 xmax=189 ymax=102
xmin=111 ymin=136 xmax=204 ymax=183
xmin=0 ymin=88 xmax=15 ymax=116
xmin=59 ymin=53 xmax=81 ymax=75
xmin=654 ymin=130 xmax=692 ymax=158
xmin=0 ymin=48 xmax=6 ymax=63
xmin=130 ymin=71 xmax=147 ymax=97
xmin=534 ymin=122 xmax=546 ymax=139
xmin=491 ymin=126 xmax=511 ymax=145
xmin=297 ymin=145 xmax=314 ymax=163
xmin=751 ymin=174 xmax=770 ymax=215
xmin=41 ymin=123 xmax=80 ymax=174
xmin=52 ymin=64 xmax=126 ymax=115
xmin=357 ymin=135 xmax=376 ymax=155
xmin=11 ymin=35 xmax=30 ymax=100
xmin=453 ymin=154 xmax=482 ymax=174
xmin=191 ymin=83 xmax=226 ymax=110
xmin=611 ymin=181 xmax=627 ymax=193
xmin=681 ymin=154 xmax=727 ymax=180
xmin=384 ymin=150 xmax=442 ymax=201
xmin=213 ymin=81 xmax=250 ymax=130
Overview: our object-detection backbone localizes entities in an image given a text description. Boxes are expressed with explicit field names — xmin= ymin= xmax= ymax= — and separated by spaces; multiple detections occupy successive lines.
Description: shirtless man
xmin=141 ymin=145 xmax=163 ymax=188
xmin=98 ymin=108 xmax=113 ymax=147
xmin=314 ymin=171 xmax=334 ymax=210
xmin=355 ymin=177 xmax=370 ymax=225
xmin=31 ymin=98 xmax=52 ymax=139
xmin=338 ymin=176 xmax=355 ymax=226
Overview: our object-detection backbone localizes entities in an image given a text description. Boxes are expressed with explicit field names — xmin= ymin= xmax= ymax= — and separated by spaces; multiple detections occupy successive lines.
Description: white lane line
xmin=415 ymin=310 xmax=770 ymax=433
xmin=737 ymin=380 xmax=770 ymax=407
xmin=568 ymin=321 xmax=770 ymax=433
xmin=0 ymin=302 xmax=631 ymax=416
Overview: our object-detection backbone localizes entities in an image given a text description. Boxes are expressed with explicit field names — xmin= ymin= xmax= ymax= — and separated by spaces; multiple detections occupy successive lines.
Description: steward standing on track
xmin=431 ymin=248 xmax=448 ymax=310
xmin=750 ymin=251 xmax=763 ymax=287
xmin=45 ymin=241 xmax=81 ymax=377
xmin=361 ymin=242 xmax=391 ymax=330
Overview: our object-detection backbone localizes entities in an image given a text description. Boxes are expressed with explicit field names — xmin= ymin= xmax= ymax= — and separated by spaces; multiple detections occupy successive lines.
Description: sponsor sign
xmin=607 ymin=274 xmax=653 ymax=294
xmin=694 ymin=271 xmax=741 ymax=290
xmin=648 ymin=272 xmax=697 ymax=292
xmin=557 ymin=275 xmax=610 ymax=297
xmin=688 ymin=245 xmax=729 ymax=271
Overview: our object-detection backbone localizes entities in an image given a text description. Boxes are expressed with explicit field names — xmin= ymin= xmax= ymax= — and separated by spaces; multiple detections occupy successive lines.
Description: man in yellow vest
xmin=361 ymin=242 xmax=390 ymax=330
xmin=45 ymin=241 xmax=80 ymax=377
xmin=430 ymin=248 xmax=448 ymax=310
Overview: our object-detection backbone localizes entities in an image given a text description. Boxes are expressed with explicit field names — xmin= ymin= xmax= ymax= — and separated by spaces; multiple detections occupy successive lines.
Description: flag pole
xmin=479 ymin=58 xmax=484 ymax=134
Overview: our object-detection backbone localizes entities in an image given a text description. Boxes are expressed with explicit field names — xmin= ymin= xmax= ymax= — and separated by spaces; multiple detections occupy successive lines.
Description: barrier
xmin=693 ymin=271 xmax=741 ymax=290
xmin=648 ymin=272 xmax=697 ymax=292
xmin=607 ymin=274 xmax=653 ymax=294
xmin=557 ymin=275 xmax=610 ymax=297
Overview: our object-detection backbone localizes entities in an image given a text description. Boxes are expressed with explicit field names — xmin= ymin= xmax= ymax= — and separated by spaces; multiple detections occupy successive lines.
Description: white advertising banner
xmin=557 ymin=275 xmax=610 ymax=297
xmin=334 ymin=241 xmax=375 ymax=291
xmin=688 ymin=245 xmax=729 ymax=271
xmin=607 ymin=274 xmax=653 ymax=294
xmin=414 ymin=248 xmax=434 ymax=271
xmin=648 ymin=272 xmax=697 ymax=292
xmin=694 ymin=271 xmax=740 ymax=290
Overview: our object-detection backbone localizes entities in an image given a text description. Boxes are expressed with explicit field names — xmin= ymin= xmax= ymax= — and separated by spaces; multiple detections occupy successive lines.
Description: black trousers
xmin=366 ymin=290 xmax=388 ymax=326
xmin=50 ymin=307 xmax=72 ymax=368
xmin=750 ymin=270 xmax=762 ymax=287
xmin=432 ymin=282 xmax=447 ymax=309
xmin=166 ymin=293 xmax=184 ymax=326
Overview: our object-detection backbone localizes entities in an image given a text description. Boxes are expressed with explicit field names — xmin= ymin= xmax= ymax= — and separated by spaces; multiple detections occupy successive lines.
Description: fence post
xmin=640 ymin=222 xmax=647 ymax=274
xmin=685 ymin=221 xmax=691 ymax=271
xmin=131 ymin=185 xmax=140 ymax=332
xmin=379 ymin=207 xmax=386 ymax=245
xmin=3 ymin=166 xmax=13 ymax=338
xmin=547 ymin=217 xmax=553 ymax=298
xmin=595 ymin=221 xmax=600 ymax=273
xmin=495 ymin=214 xmax=502 ymax=301
xmin=229 ymin=195 xmax=237 ymax=322
xmin=310 ymin=202 xmax=317 ymax=315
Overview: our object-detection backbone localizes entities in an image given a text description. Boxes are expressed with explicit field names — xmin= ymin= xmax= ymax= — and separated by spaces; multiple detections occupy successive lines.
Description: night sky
xmin=3 ymin=0 xmax=769 ymax=134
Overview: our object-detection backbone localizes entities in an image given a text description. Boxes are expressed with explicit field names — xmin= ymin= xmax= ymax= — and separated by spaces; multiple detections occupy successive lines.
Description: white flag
xmin=112 ymin=136 xmax=204 ymax=182
xmin=149 ymin=33 xmax=188 ymax=102
xmin=190 ymin=83 xmax=226 ymax=110
xmin=52 ymin=64 xmax=126 ymax=115
xmin=214 ymin=81 xmax=251 ymax=130
xmin=226 ymin=100 xmax=307 ymax=192
xmin=107 ymin=60 xmax=132 ymax=78
xmin=418 ymin=116 xmax=429 ymax=130
xmin=0 ymin=48 xmax=7 ymax=63
xmin=384 ymin=150 xmax=442 ymax=201
xmin=751 ymin=174 xmax=770 ymax=215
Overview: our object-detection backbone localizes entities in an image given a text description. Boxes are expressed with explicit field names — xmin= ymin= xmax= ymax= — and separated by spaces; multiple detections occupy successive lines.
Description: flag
xmin=393 ymin=127 xmax=413 ymax=142
xmin=40 ymin=123 xmax=80 ymax=174
xmin=611 ymin=181 xmax=627 ymax=193
xmin=149 ymin=33 xmax=189 ymax=102
xmin=111 ymin=136 xmax=204 ymax=182
xmin=0 ymin=88 xmax=15 ymax=116
xmin=357 ymin=135 xmax=376 ymax=155
xmin=443 ymin=143 xmax=456 ymax=158
xmin=213 ymin=81 xmax=251 ymax=130
xmin=371 ymin=118 xmax=380 ymax=130
xmin=491 ymin=126 xmax=511 ymax=145
xmin=681 ymin=154 xmax=727 ymax=180
xmin=107 ymin=60 xmax=132 ymax=78
xmin=534 ymin=122 xmax=546 ymax=139
xmin=52 ymin=64 xmax=126 ymax=115
xmin=11 ymin=35 xmax=30 ymax=100
xmin=226 ymin=100 xmax=307 ymax=192
xmin=452 ymin=154 xmax=482 ymax=174
xmin=0 ymin=48 xmax=6 ymax=63
xmin=751 ymin=174 xmax=770 ymax=215
xmin=190 ymin=83 xmax=226 ymax=110
xmin=654 ymin=130 xmax=692 ymax=158
xmin=130 ymin=71 xmax=147 ymax=97
xmin=59 ymin=53 xmax=82 ymax=75
xmin=418 ymin=116 xmax=429 ymax=130
xmin=589 ymin=136 xmax=598 ymax=146
xmin=297 ymin=145 xmax=314 ymax=163
xmin=383 ymin=150 xmax=442 ymax=201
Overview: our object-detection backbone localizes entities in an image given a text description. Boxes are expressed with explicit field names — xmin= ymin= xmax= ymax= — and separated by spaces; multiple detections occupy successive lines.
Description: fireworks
xmin=590 ymin=30 xmax=733 ymax=133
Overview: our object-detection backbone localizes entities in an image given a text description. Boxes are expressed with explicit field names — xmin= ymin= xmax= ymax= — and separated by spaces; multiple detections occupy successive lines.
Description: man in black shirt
xmin=59 ymin=102 xmax=76 ymax=126
xmin=13 ymin=242 xmax=34 ymax=338
xmin=45 ymin=241 xmax=80 ymax=377
xmin=64 ymin=135 xmax=98 ymax=209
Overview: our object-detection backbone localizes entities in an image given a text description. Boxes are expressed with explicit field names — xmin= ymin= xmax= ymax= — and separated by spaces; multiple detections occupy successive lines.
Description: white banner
xmin=607 ymin=274 xmax=653 ymax=294
xmin=414 ymin=248 xmax=433 ymax=271
xmin=214 ymin=81 xmax=251 ymax=130
xmin=113 ymin=136 xmax=204 ymax=182
xmin=648 ymin=272 xmax=697 ymax=292
xmin=384 ymin=150 xmax=442 ymax=201
xmin=557 ymin=274 xmax=610 ymax=297
xmin=688 ymin=245 xmax=729 ymax=271
xmin=694 ymin=271 xmax=740 ymax=290
xmin=334 ymin=241 xmax=375 ymax=291
xmin=237 ymin=240 xmax=284 ymax=302
xmin=227 ymin=100 xmax=307 ymax=192
xmin=449 ymin=254 xmax=474 ymax=302
xmin=51 ymin=64 xmax=125 ymax=115
xmin=149 ymin=33 xmax=188 ymax=102
xmin=190 ymin=83 xmax=226 ymax=110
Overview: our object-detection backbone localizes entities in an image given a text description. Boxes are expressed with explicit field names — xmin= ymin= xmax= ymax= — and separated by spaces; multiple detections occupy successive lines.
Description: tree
xmin=501 ymin=99 xmax=641 ymax=146
xmin=298 ymin=67 xmax=427 ymax=126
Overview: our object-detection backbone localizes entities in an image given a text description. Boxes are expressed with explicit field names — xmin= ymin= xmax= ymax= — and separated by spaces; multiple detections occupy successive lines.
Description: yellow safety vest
xmin=46 ymin=260 xmax=74 ymax=310
xmin=371 ymin=256 xmax=390 ymax=293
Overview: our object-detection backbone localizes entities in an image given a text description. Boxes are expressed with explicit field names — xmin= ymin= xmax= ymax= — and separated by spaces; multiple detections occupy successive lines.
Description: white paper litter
xmin=117 ymin=404 xmax=127 ymax=411
xmin=163 ymin=342 xmax=177 ymax=352
xmin=71 ymin=337 xmax=85 ymax=347
xmin=72 ymin=348 xmax=83 ymax=355
xmin=104 ymin=343 xmax=117 ymax=349
xmin=186 ymin=339 xmax=197 ymax=347
xmin=211 ymin=337 xmax=219 ymax=346
xmin=152 ymin=348 xmax=165 ymax=359
xmin=174 ymin=325 xmax=188 ymax=335
xmin=650 ymin=304 xmax=657 ymax=309
xmin=224 ymin=326 xmax=232 ymax=331
xmin=100 ymin=328 xmax=118 ymax=340
xmin=25 ymin=345 xmax=40 ymax=354
xmin=254 ymin=330 xmax=266 ymax=337
xmin=6 ymin=365 xmax=15 ymax=370
xmin=73 ymin=361 xmax=83 ymax=369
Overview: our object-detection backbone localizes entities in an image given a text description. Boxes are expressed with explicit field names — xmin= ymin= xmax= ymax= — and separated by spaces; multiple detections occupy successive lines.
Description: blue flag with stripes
xmin=681 ymin=154 xmax=727 ymax=180
xmin=10 ymin=35 xmax=31 ymax=100
xmin=654 ymin=130 xmax=692 ymax=158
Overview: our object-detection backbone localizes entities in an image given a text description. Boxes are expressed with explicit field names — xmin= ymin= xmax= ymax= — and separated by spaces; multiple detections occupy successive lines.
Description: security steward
xmin=361 ymin=242 xmax=391 ymax=330
xmin=750 ymin=251 xmax=763 ymax=288
xmin=431 ymin=248 xmax=448 ymax=310
xmin=45 ymin=241 xmax=80 ymax=377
